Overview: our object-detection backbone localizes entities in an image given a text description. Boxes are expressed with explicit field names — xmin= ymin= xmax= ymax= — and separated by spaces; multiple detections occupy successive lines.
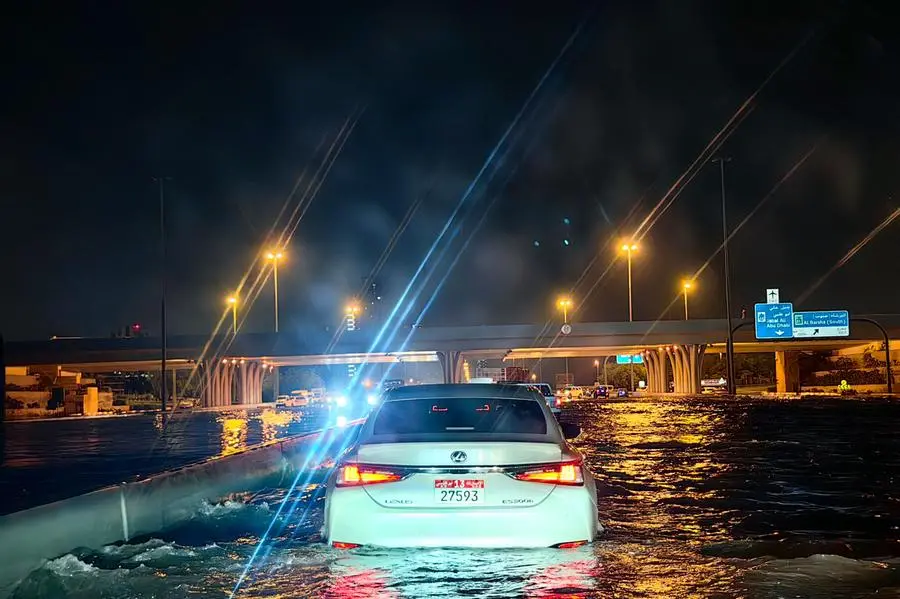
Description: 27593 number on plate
xmin=434 ymin=479 xmax=485 ymax=504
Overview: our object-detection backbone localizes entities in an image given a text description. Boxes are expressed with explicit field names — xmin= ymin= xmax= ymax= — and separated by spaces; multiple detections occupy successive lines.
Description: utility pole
xmin=156 ymin=177 xmax=169 ymax=416
xmin=0 ymin=335 xmax=5 ymax=423
xmin=713 ymin=158 xmax=736 ymax=395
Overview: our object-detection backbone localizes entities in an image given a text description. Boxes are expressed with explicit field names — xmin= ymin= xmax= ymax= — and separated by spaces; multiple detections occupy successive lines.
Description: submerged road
xmin=0 ymin=406 xmax=327 ymax=515
xmin=5 ymin=396 xmax=900 ymax=598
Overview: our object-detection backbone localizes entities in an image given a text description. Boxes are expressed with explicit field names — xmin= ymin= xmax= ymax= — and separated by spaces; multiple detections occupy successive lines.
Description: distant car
xmin=615 ymin=388 xmax=629 ymax=398
xmin=566 ymin=386 xmax=584 ymax=399
xmin=593 ymin=386 xmax=609 ymax=399
xmin=323 ymin=383 xmax=600 ymax=548
xmin=511 ymin=382 xmax=560 ymax=413
xmin=324 ymin=388 xmax=381 ymax=426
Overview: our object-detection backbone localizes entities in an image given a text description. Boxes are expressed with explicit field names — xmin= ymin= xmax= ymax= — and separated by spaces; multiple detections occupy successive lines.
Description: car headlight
xmin=366 ymin=394 xmax=377 ymax=405
xmin=335 ymin=395 xmax=348 ymax=407
xmin=336 ymin=415 xmax=348 ymax=427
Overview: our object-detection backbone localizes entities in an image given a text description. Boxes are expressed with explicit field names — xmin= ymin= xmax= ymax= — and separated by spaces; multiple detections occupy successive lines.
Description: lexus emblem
xmin=450 ymin=451 xmax=468 ymax=463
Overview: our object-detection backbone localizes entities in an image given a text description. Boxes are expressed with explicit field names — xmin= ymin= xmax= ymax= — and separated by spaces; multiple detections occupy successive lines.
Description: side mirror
xmin=561 ymin=422 xmax=581 ymax=440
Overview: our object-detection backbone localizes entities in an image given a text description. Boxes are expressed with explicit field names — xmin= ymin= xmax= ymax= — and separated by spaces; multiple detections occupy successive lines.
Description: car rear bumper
xmin=324 ymin=484 xmax=600 ymax=548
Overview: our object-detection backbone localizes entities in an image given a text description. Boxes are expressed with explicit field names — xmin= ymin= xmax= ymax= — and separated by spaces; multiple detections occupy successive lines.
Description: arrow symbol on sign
xmin=813 ymin=328 xmax=819 ymax=335
xmin=776 ymin=330 xmax=785 ymax=336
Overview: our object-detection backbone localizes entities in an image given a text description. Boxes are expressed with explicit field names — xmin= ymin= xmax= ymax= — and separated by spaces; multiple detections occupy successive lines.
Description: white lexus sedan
xmin=323 ymin=383 xmax=601 ymax=549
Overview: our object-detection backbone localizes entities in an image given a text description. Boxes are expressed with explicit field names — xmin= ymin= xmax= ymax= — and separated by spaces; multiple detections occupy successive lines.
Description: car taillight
xmin=336 ymin=464 xmax=405 ymax=487
xmin=332 ymin=541 xmax=361 ymax=549
xmin=552 ymin=540 xmax=588 ymax=549
xmin=512 ymin=461 xmax=584 ymax=485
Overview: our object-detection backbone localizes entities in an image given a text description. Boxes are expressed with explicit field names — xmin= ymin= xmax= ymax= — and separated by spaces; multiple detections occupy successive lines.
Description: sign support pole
xmin=714 ymin=157 xmax=736 ymax=395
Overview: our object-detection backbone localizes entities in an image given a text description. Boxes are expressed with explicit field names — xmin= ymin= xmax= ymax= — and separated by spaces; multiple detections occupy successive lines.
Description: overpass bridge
xmin=3 ymin=315 xmax=897 ymax=407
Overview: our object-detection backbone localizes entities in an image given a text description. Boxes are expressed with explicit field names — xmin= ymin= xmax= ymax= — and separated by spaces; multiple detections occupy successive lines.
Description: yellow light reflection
xmin=219 ymin=416 xmax=248 ymax=456
xmin=258 ymin=408 xmax=293 ymax=443
xmin=574 ymin=400 xmax=730 ymax=541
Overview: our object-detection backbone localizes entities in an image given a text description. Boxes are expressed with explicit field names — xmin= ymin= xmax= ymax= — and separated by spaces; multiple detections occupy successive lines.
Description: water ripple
xmin=11 ymin=396 xmax=900 ymax=598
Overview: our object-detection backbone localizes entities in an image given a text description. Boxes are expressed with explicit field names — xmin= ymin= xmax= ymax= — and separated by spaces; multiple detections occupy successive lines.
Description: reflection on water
xmin=584 ymin=401 xmax=732 ymax=545
xmin=321 ymin=547 xmax=600 ymax=598
xmin=216 ymin=408 xmax=299 ymax=456
xmin=219 ymin=416 xmax=248 ymax=457
xmin=9 ymin=397 xmax=900 ymax=598
xmin=0 ymin=406 xmax=327 ymax=515
xmin=258 ymin=408 xmax=298 ymax=443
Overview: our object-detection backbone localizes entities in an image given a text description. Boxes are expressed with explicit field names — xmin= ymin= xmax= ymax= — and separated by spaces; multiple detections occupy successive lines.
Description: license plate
xmin=434 ymin=479 xmax=485 ymax=504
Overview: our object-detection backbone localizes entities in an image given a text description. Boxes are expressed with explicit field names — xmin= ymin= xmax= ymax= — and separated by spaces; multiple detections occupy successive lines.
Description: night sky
xmin=1 ymin=1 xmax=897 ymax=341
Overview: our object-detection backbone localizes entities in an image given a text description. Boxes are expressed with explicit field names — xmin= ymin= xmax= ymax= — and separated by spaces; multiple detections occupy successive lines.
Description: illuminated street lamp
xmin=594 ymin=359 xmax=600 ymax=382
xmin=556 ymin=296 xmax=573 ymax=384
xmin=619 ymin=242 xmax=639 ymax=321
xmin=265 ymin=250 xmax=285 ymax=333
xmin=226 ymin=295 xmax=238 ymax=334
xmin=556 ymin=296 xmax=573 ymax=324
xmin=345 ymin=302 xmax=360 ymax=331
xmin=682 ymin=280 xmax=693 ymax=320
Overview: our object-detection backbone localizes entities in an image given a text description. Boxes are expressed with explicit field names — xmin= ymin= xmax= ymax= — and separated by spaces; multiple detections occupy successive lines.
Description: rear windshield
xmin=372 ymin=397 xmax=548 ymax=436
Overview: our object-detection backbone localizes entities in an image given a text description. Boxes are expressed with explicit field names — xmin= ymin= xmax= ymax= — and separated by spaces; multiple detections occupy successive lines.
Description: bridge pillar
xmin=664 ymin=348 xmax=677 ymax=392
xmin=202 ymin=359 xmax=236 ymax=407
xmin=238 ymin=361 xmax=248 ymax=404
xmin=664 ymin=345 xmax=705 ymax=394
xmin=236 ymin=361 xmax=265 ymax=405
xmin=686 ymin=344 xmax=706 ymax=394
xmin=242 ymin=361 xmax=251 ymax=404
xmin=254 ymin=363 xmax=265 ymax=403
xmin=453 ymin=352 xmax=465 ymax=384
xmin=224 ymin=361 xmax=236 ymax=406
xmin=676 ymin=347 xmax=688 ymax=393
xmin=437 ymin=351 xmax=464 ymax=384
xmin=654 ymin=349 xmax=665 ymax=393
xmin=643 ymin=350 xmax=656 ymax=392
xmin=645 ymin=348 xmax=668 ymax=394
xmin=775 ymin=350 xmax=800 ymax=394
xmin=272 ymin=366 xmax=280 ymax=401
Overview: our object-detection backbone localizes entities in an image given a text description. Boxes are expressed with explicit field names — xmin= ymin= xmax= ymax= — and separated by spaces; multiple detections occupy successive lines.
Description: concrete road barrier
xmin=0 ymin=422 xmax=362 ymax=597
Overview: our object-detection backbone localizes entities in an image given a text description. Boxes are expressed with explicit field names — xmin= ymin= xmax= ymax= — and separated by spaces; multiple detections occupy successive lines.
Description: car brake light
xmin=336 ymin=464 xmax=405 ymax=487
xmin=512 ymin=461 xmax=584 ymax=485
xmin=332 ymin=541 xmax=361 ymax=549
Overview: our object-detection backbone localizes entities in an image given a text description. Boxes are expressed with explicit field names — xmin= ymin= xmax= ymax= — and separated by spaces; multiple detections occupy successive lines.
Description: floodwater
xmin=8 ymin=397 xmax=900 ymax=598
xmin=0 ymin=406 xmax=327 ymax=515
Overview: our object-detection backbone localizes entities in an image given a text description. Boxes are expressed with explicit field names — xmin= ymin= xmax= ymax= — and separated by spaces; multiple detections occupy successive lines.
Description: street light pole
xmin=682 ymin=280 xmax=692 ymax=320
xmin=156 ymin=176 xmax=168 ymax=417
xmin=620 ymin=243 xmax=638 ymax=392
xmin=266 ymin=251 xmax=284 ymax=333
xmin=227 ymin=296 xmax=238 ymax=335
xmin=594 ymin=359 xmax=600 ymax=383
xmin=273 ymin=260 xmax=279 ymax=333
xmin=556 ymin=296 xmax=573 ymax=385
xmin=624 ymin=248 xmax=635 ymax=322
xmin=714 ymin=157 xmax=737 ymax=395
